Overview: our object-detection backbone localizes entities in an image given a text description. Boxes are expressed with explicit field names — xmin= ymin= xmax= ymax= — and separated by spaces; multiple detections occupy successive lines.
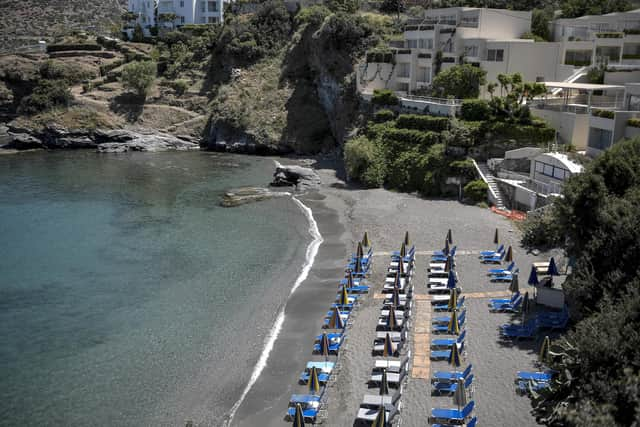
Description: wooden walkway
xmin=373 ymin=290 xmax=511 ymax=300
xmin=411 ymin=301 xmax=432 ymax=379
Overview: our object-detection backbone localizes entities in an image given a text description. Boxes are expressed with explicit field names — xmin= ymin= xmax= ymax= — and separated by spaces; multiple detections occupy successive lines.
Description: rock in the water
xmin=6 ymin=132 xmax=44 ymax=149
xmin=221 ymin=187 xmax=291 ymax=207
xmin=270 ymin=162 xmax=321 ymax=191
xmin=96 ymin=129 xmax=200 ymax=153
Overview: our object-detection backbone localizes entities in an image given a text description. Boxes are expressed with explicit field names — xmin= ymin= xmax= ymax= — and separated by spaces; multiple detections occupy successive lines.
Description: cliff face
xmin=205 ymin=16 xmax=367 ymax=155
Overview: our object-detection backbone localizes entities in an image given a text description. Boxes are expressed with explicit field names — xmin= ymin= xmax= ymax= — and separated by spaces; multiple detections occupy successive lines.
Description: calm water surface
xmin=0 ymin=151 xmax=309 ymax=426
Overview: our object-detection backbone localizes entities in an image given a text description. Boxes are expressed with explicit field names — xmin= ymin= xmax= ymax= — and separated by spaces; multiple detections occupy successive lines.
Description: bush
xmin=132 ymin=24 xmax=145 ymax=42
xmin=382 ymin=127 xmax=439 ymax=151
xmin=431 ymin=64 xmax=487 ymax=99
xmin=39 ymin=60 xmax=95 ymax=84
xmin=460 ymin=99 xmax=491 ymax=121
xmin=371 ymin=89 xmax=399 ymax=106
xmin=449 ymin=159 xmax=476 ymax=179
xmin=463 ymin=179 xmax=488 ymax=202
xmin=395 ymin=114 xmax=449 ymax=132
xmin=18 ymin=79 xmax=72 ymax=115
xmin=121 ymin=61 xmax=157 ymax=98
xmin=519 ymin=205 xmax=563 ymax=249
xmin=344 ymin=135 xmax=386 ymax=187
xmin=170 ymin=79 xmax=189 ymax=95
xmin=326 ymin=0 xmax=360 ymax=13
xmin=294 ymin=5 xmax=331 ymax=28
xmin=628 ymin=118 xmax=640 ymax=128
xmin=592 ymin=109 xmax=615 ymax=119
xmin=160 ymin=31 xmax=190 ymax=46
xmin=373 ymin=109 xmax=395 ymax=123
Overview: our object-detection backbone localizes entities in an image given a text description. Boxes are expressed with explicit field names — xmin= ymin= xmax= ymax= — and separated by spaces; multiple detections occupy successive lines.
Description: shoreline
xmin=224 ymin=194 xmax=324 ymax=426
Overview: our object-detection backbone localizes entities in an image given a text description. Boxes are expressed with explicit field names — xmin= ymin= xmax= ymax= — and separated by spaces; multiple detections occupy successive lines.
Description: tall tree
xmin=431 ymin=64 xmax=487 ymax=99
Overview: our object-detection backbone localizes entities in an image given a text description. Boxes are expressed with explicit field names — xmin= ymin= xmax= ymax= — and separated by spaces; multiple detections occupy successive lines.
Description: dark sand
xmin=233 ymin=161 xmax=556 ymax=426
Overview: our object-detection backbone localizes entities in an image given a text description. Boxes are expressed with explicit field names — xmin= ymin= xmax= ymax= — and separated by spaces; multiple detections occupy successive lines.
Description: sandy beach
xmin=233 ymin=158 xmax=553 ymax=427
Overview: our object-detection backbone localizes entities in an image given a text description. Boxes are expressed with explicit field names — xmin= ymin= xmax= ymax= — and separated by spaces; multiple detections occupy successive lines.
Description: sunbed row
xmin=287 ymin=237 xmax=374 ymax=423
xmin=356 ymin=239 xmax=415 ymax=426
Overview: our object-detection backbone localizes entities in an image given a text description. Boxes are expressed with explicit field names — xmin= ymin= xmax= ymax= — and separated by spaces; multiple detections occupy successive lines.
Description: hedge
xmin=484 ymin=122 xmax=555 ymax=145
xmin=47 ymin=44 xmax=102 ymax=53
xmin=463 ymin=179 xmax=488 ymax=202
xmin=373 ymin=109 xmax=395 ymax=123
xmin=592 ymin=109 xmax=615 ymax=119
xmin=460 ymin=99 xmax=491 ymax=121
xmin=628 ymin=118 xmax=640 ymax=128
xmin=382 ymin=127 xmax=440 ymax=149
xmin=395 ymin=114 xmax=449 ymax=132
xmin=372 ymin=89 xmax=399 ymax=106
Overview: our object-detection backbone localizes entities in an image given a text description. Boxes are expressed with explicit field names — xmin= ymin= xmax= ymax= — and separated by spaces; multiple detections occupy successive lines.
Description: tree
xmin=561 ymin=0 xmax=632 ymax=18
xmin=430 ymin=64 xmax=487 ymax=99
xmin=344 ymin=135 xmax=386 ymax=187
xmin=530 ymin=137 xmax=640 ymax=427
xmin=531 ymin=8 xmax=552 ymax=41
xmin=132 ymin=23 xmax=145 ymax=42
xmin=487 ymin=82 xmax=497 ymax=99
xmin=379 ymin=0 xmax=405 ymax=18
xmin=18 ymin=79 xmax=72 ymax=115
xmin=121 ymin=61 xmax=157 ymax=98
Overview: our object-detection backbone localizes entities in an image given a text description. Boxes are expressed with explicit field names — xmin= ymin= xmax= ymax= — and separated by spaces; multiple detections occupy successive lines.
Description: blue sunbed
xmin=313 ymin=340 xmax=341 ymax=354
xmin=338 ymin=283 xmax=370 ymax=294
xmin=517 ymin=379 xmax=550 ymax=395
xmin=482 ymin=251 xmax=506 ymax=264
xmin=432 ymin=416 xmax=477 ymax=427
xmin=500 ymin=322 xmax=537 ymax=340
xmin=517 ymin=370 xmax=555 ymax=382
xmin=480 ymin=244 xmax=504 ymax=257
xmin=299 ymin=361 xmax=334 ymax=384
xmin=434 ymin=296 xmax=465 ymax=312
xmin=433 ymin=309 xmax=467 ymax=325
xmin=286 ymin=405 xmax=319 ymax=421
xmin=431 ymin=342 xmax=465 ymax=360
xmin=488 ymin=261 xmax=515 ymax=275
xmin=315 ymin=332 xmax=342 ymax=343
xmin=489 ymin=291 xmax=520 ymax=305
xmin=431 ymin=401 xmax=475 ymax=424
xmin=490 ymin=295 xmax=523 ymax=312
xmin=432 ymin=374 xmax=474 ymax=396
xmin=432 ymin=312 xmax=466 ymax=333
xmin=432 ymin=364 xmax=472 ymax=384
xmin=432 ymin=330 xmax=466 ymax=349
xmin=491 ymin=267 xmax=519 ymax=282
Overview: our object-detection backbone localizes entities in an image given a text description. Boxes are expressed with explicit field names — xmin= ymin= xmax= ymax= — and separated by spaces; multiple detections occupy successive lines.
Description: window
xmin=180 ymin=0 xmax=184 ymax=7
xmin=416 ymin=66 xmax=430 ymax=82
xmin=628 ymin=95 xmax=640 ymax=111
xmin=406 ymin=39 xmax=418 ymax=49
xmin=208 ymin=16 xmax=218 ymax=23
xmin=589 ymin=128 xmax=613 ymax=150
xmin=397 ymin=83 xmax=409 ymax=92
xmin=487 ymin=49 xmax=504 ymax=62
xmin=465 ymin=45 xmax=478 ymax=57
xmin=418 ymin=39 xmax=433 ymax=49
xmin=208 ymin=1 xmax=217 ymax=11
xmin=534 ymin=161 xmax=570 ymax=181
xmin=397 ymin=63 xmax=410 ymax=78
xmin=201 ymin=2 xmax=205 ymax=12
xmin=180 ymin=15 xmax=185 ymax=24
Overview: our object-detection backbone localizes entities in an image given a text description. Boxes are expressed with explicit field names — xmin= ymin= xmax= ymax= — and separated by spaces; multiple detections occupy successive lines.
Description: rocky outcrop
xmin=271 ymin=162 xmax=321 ymax=191
xmin=204 ymin=119 xmax=291 ymax=155
xmin=220 ymin=187 xmax=291 ymax=207
xmin=95 ymin=129 xmax=199 ymax=153
xmin=0 ymin=124 xmax=200 ymax=152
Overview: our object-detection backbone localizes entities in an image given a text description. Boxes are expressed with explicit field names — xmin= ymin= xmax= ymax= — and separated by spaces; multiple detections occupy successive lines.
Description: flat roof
xmin=543 ymin=82 xmax=625 ymax=91
xmin=537 ymin=152 xmax=584 ymax=174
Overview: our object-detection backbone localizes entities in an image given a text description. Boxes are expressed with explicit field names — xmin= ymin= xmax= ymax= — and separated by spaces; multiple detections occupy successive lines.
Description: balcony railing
xmin=403 ymin=94 xmax=462 ymax=106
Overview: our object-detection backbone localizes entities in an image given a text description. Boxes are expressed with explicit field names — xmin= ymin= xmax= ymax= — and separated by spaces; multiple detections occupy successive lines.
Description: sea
xmin=0 ymin=150 xmax=314 ymax=426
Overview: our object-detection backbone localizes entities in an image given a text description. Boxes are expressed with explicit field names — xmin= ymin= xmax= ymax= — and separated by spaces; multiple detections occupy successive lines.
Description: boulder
xmin=270 ymin=162 xmax=321 ymax=191
xmin=6 ymin=132 xmax=44 ymax=149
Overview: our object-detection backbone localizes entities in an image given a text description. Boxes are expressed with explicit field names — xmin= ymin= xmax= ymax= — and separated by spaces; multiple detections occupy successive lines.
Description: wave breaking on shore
xmin=224 ymin=195 xmax=323 ymax=425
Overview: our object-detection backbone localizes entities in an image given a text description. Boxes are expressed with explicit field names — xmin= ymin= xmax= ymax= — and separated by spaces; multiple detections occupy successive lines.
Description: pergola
xmin=542 ymin=81 xmax=626 ymax=111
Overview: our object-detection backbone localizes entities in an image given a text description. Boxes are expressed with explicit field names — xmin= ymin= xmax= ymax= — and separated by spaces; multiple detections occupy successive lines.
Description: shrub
xmin=371 ymin=89 xmax=399 ymax=106
xmin=121 ymin=61 xmax=157 ymax=98
xmin=132 ymin=24 xmax=145 ymax=42
xmin=344 ymin=135 xmax=386 ymax=187
xmin=592 ymin=109 xmax=615 ymax=119
xmin=519 ymin=205 xmax=563 ymax=249
xmin=18 ymin=79 xmax=72 ymax=115
xmin=628 ymin=118 xmax=640 ymax=128
xmin=170 ymin=79 xmax=189 ymax=95
xmin=460 ymin=99 xmax=491 ymax=121
xmin=449 ymin=159 xmax=476 ymax=179
xmin=326 ymin=0 xmax=360 ymax=13
xmin=294 ymin=5 xmax=331 ymax=28
xmin=382 ymin=127 xmax=439 ymax=150
xmin=373 ymin=109 xmax=395 ymax=123
xmin=463 ymin=179 xmax=488 ymax=202
xmin=395 ymin=114 xmax=449 ymax=132
xmin=431 ymin=64 xmax=486 ymax=99
xmin=160 ymin=31 xmax=190 ymax=46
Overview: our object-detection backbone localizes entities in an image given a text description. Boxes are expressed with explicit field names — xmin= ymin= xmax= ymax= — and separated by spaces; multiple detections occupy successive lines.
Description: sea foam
xmin=224 ymin=194 xmax=323 ymax=425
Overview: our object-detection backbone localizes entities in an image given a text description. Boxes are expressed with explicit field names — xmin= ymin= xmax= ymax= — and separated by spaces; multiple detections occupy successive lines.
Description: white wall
xmin=479 ymin=9 xmax=531 ymax=40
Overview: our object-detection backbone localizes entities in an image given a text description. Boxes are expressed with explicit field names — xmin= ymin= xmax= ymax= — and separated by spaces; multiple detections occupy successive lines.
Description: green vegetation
xmin=373 ymin=108 xmax=395 ymax=123
xmin=628 ymin=118 xmax=640 ymax=128
xmin=561 ymin=0 xmax=631 ymax=18
xmin=372 ymin=89 xmax=399 ymax=106
xmin=531 ymin=8 xmax=552 ymax=41
xmin=344 ymin=135 xmax=386 ymax=187
xmin=527 ymin=137 xmax=640 ymax=426
xmin=431 ymin=64 xmax=487 ymax=99
xmin=463 ymin=180 xmax=488 ymax=202
xmin=18 ymin=79 xmax=72 ymax=115
xmin=591 ymin=109 xmax=615 ymax=119
xmin=121 ymin=61 xmax=156 ymax=98
xmin=460 ymin=99 xmax=491 ymax=121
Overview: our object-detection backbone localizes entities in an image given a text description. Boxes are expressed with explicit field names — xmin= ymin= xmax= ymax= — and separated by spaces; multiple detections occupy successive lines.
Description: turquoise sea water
xmin=0 ymin=151 xmax=310 ymax=426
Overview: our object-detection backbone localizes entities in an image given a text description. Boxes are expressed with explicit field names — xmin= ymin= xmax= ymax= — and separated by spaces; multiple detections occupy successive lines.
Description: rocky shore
xmin=0 ymin=124 xmax=200 ymax=152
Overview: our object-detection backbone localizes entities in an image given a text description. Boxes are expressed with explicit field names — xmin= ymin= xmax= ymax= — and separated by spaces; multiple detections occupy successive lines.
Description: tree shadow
xmin=110 ymin=92 xmax=145 ymax=122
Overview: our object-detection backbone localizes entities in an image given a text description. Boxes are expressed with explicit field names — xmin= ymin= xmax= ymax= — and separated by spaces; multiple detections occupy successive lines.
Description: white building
xmin=127 ymin=0 xmax=157 ymax=37
xmin=158 ymin=0 xmax=225 ymax=26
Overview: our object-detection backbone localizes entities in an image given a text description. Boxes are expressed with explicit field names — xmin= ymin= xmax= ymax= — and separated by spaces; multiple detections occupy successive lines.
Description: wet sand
xmin=233 ymin=160 xmax=553 ymax=426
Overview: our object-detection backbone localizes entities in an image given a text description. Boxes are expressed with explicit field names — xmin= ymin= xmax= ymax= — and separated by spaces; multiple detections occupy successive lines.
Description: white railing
xmin=470 ymin=159 xmax=500 ymax=206
xmin=402 ymin=94 xmax=462 ymax=106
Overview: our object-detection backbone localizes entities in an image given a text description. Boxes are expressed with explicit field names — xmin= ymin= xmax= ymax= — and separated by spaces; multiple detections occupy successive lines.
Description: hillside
xmin=0 ymin=0 xmax=126 ymax=52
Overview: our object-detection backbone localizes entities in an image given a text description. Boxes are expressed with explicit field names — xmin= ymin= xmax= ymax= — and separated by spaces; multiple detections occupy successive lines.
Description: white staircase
xmin=474 ymin=161 xmax=507 ymax=210
xmin=550 ymin=67 xmax=588 ymax=96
